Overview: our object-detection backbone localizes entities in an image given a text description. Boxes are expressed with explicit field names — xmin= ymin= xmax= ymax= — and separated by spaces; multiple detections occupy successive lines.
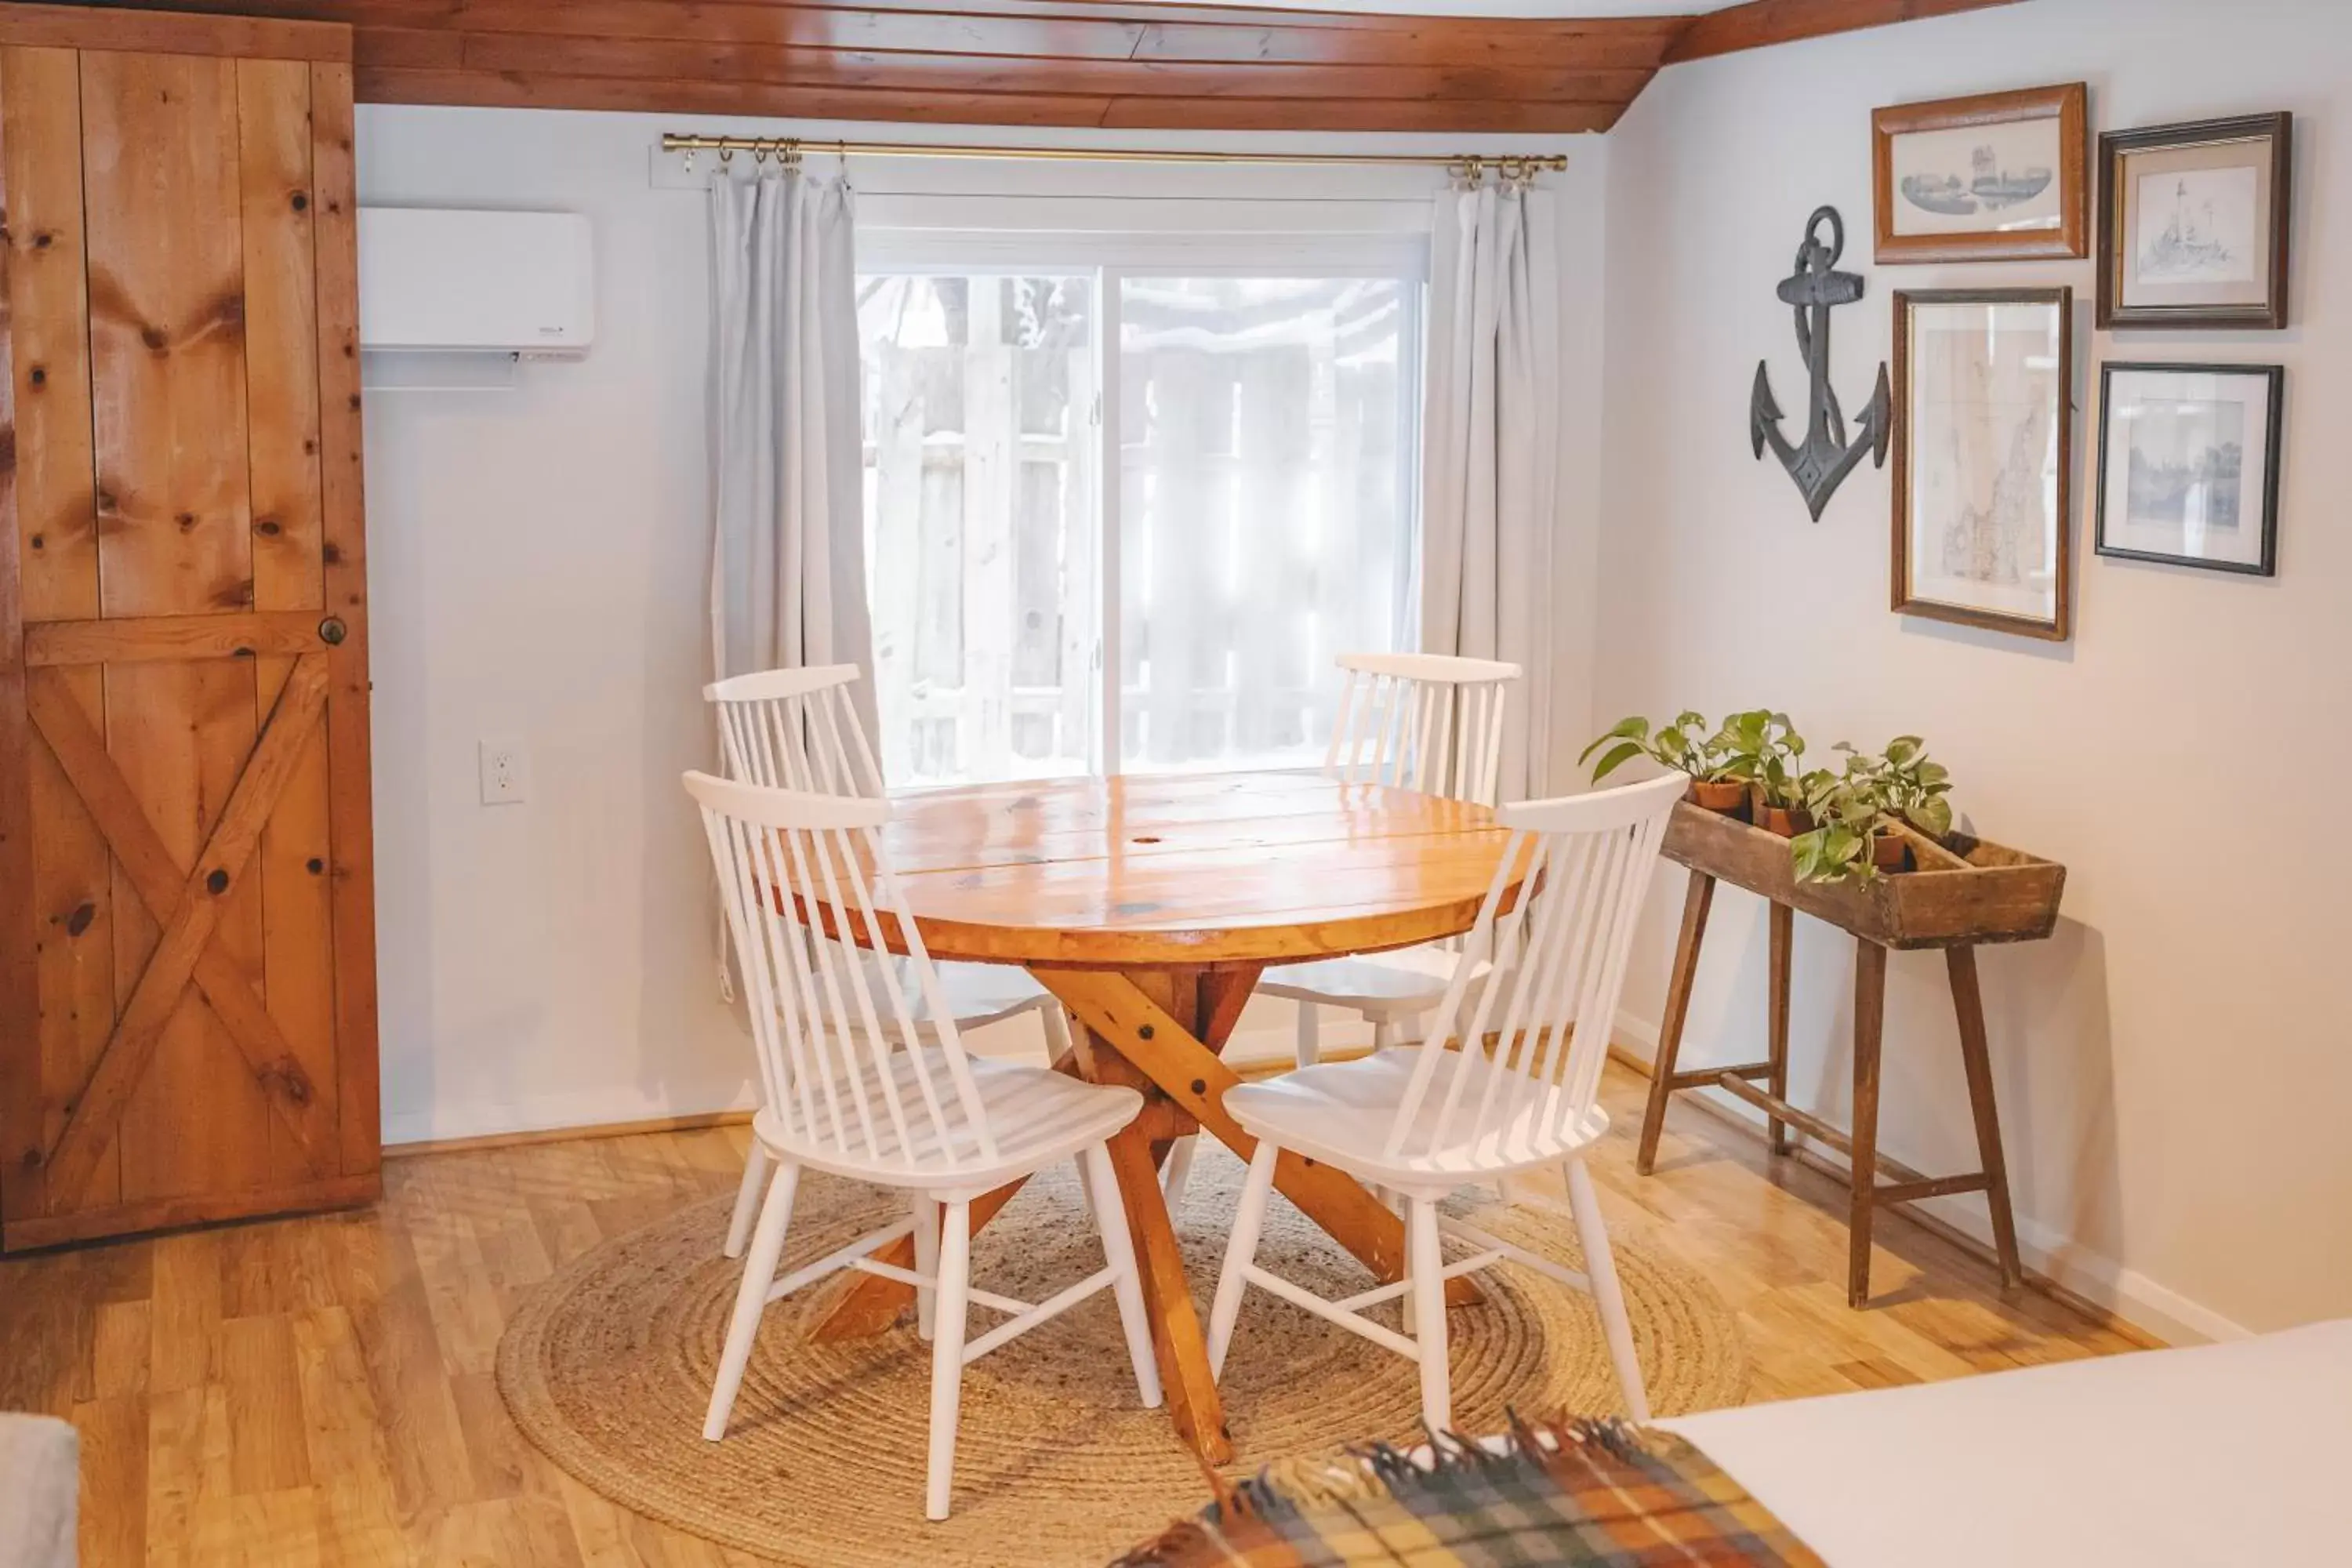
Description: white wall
xmin=1596 ymin=0 xmax=2352 ymax=1341
xmin=355 ymin=107 xmax=1608 ymax=1145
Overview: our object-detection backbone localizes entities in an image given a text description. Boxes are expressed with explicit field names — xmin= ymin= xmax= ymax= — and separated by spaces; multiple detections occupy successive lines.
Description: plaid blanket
xmin=1112 ymin=1417 xmax=1823 ymax=1567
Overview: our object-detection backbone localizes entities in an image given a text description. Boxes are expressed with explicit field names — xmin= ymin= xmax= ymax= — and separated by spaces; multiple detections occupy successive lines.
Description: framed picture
xmin=2098 ymin=114 xmax=2292 ymax=330
xmin=1892 ymin=289 xmax=2074 ymax=641
xmin=1873 ymin=84 xmax=2088 ymax=263
xmin=2095 ymin=363 xmax=2282 ymax=575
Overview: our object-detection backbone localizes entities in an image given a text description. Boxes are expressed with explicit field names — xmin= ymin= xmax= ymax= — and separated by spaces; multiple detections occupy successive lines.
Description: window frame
xmin=857 ymin=230 xmax=1429 ymax=783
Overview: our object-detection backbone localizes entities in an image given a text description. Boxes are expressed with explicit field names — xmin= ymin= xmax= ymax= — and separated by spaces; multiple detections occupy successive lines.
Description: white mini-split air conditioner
xmin=358 ymin=208 xmax=593 ymax=386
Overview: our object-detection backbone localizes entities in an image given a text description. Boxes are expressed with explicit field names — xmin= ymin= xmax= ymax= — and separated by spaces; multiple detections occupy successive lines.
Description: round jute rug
xmin=498 ymin=1144 xmax=1749 ymax=1568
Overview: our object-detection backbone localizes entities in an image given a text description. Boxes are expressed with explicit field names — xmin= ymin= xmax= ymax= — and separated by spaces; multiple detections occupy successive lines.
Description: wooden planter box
xmin=1661 ymin=801 xmax=2066 ymax=951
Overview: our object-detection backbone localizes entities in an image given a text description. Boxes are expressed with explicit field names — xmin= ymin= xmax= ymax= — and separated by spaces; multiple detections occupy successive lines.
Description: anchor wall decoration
xmin=1752 ymin=205 xmax=1891 ymax=521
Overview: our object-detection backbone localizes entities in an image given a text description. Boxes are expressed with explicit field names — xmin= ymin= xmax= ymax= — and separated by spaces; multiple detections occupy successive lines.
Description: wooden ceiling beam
xmin=42 ymin=0 xmax=2038 ymax=135
xmin=1663 ymin=0 xmax=2030 ymax=67
xmin=354 ymin=64 xmax=1621 ymax=133
xmin=434 ymin=32 xmax=1652 ymax=103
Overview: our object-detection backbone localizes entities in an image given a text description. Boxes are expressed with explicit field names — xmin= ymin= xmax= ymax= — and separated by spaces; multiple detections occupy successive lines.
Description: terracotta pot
xmin=1871 ymin=831 xmax=1912 ymax=873
xmin=1746 ymin=783 xmax=1811 ymax=837
xmin=1686 ymin=779 xmax=1750 ymax=819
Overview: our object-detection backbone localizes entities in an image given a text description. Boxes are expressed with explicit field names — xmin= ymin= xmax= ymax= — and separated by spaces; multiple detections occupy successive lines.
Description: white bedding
xmin=1661 ymin=1318 xmax=2352 ymax=1566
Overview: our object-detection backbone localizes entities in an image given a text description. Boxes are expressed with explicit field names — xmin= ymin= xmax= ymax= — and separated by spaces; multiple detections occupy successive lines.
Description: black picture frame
xmin=2094 ymin=362 xmax=2283 ymax=577
xmin=2098 ymin=113 xmax=2292 ymax=330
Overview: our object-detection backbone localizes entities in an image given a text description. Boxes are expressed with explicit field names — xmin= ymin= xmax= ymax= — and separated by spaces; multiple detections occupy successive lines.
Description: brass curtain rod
xmin=660 ymin=132 xmax=1565 ymax=178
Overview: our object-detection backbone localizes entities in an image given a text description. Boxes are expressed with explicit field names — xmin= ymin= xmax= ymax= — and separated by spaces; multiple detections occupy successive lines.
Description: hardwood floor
xmin=0 ymin=1061 xmax=2147 ymax=1566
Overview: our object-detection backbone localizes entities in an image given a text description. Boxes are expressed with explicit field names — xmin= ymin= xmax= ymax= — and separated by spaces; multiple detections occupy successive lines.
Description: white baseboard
xmin=381 ymin=1079 xmax=760 ymax=1149
xmin=1613 ymin=1009 xmax=2249 ymax=1348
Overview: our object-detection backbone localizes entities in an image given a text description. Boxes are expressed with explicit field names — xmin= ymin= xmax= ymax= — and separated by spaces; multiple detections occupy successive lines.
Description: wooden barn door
xmin=0 ymin=5 xmax=376 ymax=1250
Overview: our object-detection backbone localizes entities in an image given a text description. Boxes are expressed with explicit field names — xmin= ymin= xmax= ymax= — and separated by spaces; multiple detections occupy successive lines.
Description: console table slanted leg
xmin=1637 ymin=869 xmax=1717 ymax=1174
xmin=1766 ymin=902 xmax=1795 ymax=1156
xmin=1947 ymin=945 xmax=2026 ymax=1291
xmin=1847 ymin=942 xmax=1889 ymax=1308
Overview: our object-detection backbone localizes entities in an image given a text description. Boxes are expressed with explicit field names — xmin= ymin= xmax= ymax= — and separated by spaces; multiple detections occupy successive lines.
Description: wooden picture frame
xmin=2095 ymin=362 xmax=2283 ymax=576
xmin=2098 ymin=114 xmax=2292 ymax=330
xmin=1891 ymin=289 xmax=2074 ymax=641
xmin=1873 ymin=83 xmax=2088 ymax=263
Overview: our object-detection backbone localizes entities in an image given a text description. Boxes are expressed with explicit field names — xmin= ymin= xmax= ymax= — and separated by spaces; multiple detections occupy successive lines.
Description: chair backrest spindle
xmin=1323 ymin=652 xmax=1520 ymax=807
xmin=706 ymin=665 xmax=886 ymax=799
xmin=688 ymin=771 xmax=999 ymax=1174
xmin=1383 ymin=770 xmax=1686 ymax=1171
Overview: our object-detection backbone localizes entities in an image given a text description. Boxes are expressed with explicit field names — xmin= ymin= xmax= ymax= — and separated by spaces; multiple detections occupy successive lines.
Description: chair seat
xmin=1224 ymin=1046 xmax=1607 ymax=1189
xmin=1255 ymin=947 xmax=1486 ymax=1015
xmin=755 ymin=1050 xmax=1140 ymax=1192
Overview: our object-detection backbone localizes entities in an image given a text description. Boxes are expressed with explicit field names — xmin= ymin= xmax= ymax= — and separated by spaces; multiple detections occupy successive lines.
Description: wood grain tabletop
xmin=865 ymin=769 xmax=1519 ymax=967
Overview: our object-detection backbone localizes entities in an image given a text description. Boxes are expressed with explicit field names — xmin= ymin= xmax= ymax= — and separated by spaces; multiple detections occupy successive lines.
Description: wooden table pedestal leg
xmin=1102 ymin=1119 xmax=1227 ymax=1462
xmin=1766 ymin=902 xmax=1794 ymax=1156
xmin=1947 ymin=946 xmax=2025 ymax=1292
xmin=1636 ymin=869 xmax=1716 ymax=1174
xmin=1846 ymin=942 xmax=1888 ymax=1308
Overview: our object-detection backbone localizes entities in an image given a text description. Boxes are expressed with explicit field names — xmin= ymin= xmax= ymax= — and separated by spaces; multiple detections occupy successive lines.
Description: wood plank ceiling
xmin=67 ymin=0 xmax=2026 ymax=134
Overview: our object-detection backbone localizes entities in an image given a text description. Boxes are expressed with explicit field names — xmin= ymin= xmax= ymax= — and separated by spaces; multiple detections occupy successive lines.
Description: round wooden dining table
xmin=803 ymin=768 xmax=1519 ymax=1464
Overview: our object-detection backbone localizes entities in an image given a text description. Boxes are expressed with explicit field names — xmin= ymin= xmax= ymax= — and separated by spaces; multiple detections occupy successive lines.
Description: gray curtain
xmin=707 ymin=169 xmax=876 ymax=735
xmin=1421 ymin=179 xmax=1562 ymax=801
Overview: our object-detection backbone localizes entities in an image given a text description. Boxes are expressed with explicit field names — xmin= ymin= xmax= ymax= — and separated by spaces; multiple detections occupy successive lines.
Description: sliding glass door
xmin=858 ymin=256 xmax=1421 ymax=789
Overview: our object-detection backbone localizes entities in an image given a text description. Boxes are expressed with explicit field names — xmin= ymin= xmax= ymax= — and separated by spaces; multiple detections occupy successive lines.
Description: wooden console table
xmin=1633 ymin=802 xmax=2066 ymax=1307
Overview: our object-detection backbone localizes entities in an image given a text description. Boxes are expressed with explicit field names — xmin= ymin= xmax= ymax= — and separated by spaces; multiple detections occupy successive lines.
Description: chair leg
xmin=912 ymin=1194 xmax=941 ymax=1342
xmin=924 ymin=1199 xmax=973 ymax=1521
xmin=1038 ymin=998 xmax=1074 ymax=1066
xmin=1160 ymin=1135 xmax=1199 ymax=1219
xmin=1566 ymin=1157 xmax=1650 ymax=1423
xmin=1207 ymin=1139 xmax=1281 ymax=1379
xmin=1407 ymin=1197 xmax=1451 ymax=1434
xmin=1086 ymin=1142 xmax=1164 ymax=1410
xmin=704 ymin=1159 xmax=800 ymax=1440
xmin=1372 ymin=1016 xmax=1400 ymax=1053
xmin=722 ymin=1138 xmax=771 ymax=1260
xmin=1390 ymin=1186 xmax=1418 ymax=1338
xmin=1295 ymin=1003 xmax=1320 ymax=1067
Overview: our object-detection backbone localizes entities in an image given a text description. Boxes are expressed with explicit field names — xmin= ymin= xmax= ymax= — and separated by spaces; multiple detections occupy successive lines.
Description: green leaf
xmin=1589 ymin=741 xmax=1646 ymax=781
xmin=1885 ymin=736 xmax=1923 ymax=766
xmin=1789 ymin=830 xmax=1826 ymax=881
xmin=1579 ymin=717 xmax=1649 ymax=764
xmin=1911 ymin=797 xmax=1955 ymax=837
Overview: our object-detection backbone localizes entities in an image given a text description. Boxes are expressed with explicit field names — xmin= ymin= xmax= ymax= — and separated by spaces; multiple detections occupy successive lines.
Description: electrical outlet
xmin=479 ymin=738 xmax=529 ymax=805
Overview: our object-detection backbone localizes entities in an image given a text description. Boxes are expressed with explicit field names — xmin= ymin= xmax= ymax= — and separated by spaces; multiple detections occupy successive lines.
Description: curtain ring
xmin=718 ymin=146 xmax=734 ymax=165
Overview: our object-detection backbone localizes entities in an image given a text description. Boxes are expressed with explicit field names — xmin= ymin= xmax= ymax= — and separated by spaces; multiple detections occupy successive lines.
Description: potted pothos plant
xmin=1788 ymin=737 xmax=1955 ymax=885
xmin=1711 ymin=710 xmax=1813 ymax=836
xmin=1580 ymin=712 xmax=1748 ymax=816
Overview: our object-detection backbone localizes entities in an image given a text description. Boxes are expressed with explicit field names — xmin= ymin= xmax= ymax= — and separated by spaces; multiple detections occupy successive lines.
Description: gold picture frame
xmin=1891 ymin=289 xmax=2074 ymax=641
xmin=1874 ymin=84 xmax=2089 ymax=263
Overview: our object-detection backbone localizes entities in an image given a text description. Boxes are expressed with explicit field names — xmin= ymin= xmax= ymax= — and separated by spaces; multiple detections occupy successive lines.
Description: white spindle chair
xmin=688 ymin=771 xmax=1160 ymax=1520
xmin=1206 ymin=769 xmax=1686 ymax=1432
xmin=1160 ymin=655 xmax=1520 ymax=1218
xmin=706 ymin=666 xmax=1076 ymax=1259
